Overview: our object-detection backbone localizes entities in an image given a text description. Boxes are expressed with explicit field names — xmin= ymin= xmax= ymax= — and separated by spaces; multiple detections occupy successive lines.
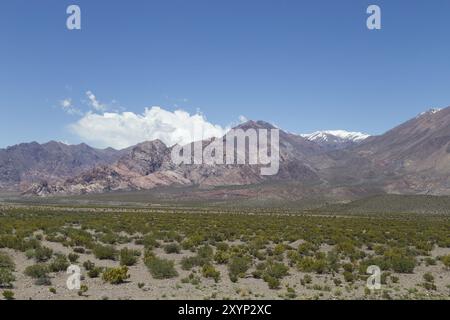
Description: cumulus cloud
xmin=86 ymin=90 xmax=106 ymax=111
xmin=69 ymin=107 xmax=229 ymax=149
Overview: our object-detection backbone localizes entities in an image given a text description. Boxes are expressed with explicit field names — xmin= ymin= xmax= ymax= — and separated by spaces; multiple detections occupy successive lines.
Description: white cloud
xmin=238 ymin=115 xmax=248 ymax=123
xmin=86 ymin=90 xmax=106 ymax=111
xmin=69 ymin=107 xmax=229 ymax=149
xmin=59 ymin=98 xmax=82 ymax=115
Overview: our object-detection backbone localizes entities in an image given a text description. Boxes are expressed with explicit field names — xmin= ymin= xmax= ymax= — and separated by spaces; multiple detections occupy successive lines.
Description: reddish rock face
xmin=10 ymin=106 xmax=450 ymax=200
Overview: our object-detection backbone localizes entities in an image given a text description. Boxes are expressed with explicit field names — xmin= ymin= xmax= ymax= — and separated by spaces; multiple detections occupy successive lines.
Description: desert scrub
xmin=164 ymin=243 xmax=181 ymax=254
xmin=102 ymin=266 xmax=130 ymax=284
xmin=254 ymin=261 xmax=289 ymax=289
xmin=0 ymin=251 xmax=15 ymax=288
xmin=48 ymin=254 xmax=70 ymax=272
xmin=201 ymin=264 xmax=221 ymax=282
xmin=29 ymin=246 xmax=53 ymax=263
xmin=24 ymin=264 xmax=49 ymax=279
xmin=144 ymin=252 xmax=178 ymax=279
xmin=68 ymin=253 xmax=79 ymax=263
xmin=0 ymin=268 xmax=15 ymax=288
xmin=119 ymin=248 xmax=140 ymax=266
xmin=93 ymin=244 xmax=118 ymax=260
xmin=0 ymin=251 xmax=15 ymax=270
xmin=296 ymin=256 xmax=328 ymax=274
xmin=441 ymin=254 xmax=450 ymax=270
xmin=228 ymin=256 xmax=251 ymax=282
xmin=24 ymin=264 xmax=51 ymax=286
xmin=181 ymin=245 xmax=214 ymax=270
xmin=2 ymin=290 xmax=14 ymax=300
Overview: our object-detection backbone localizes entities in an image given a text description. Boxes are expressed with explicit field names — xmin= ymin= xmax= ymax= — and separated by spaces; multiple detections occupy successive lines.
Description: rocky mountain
xmin=301 ymin=130 xmax=370 ymax=150
xmin=7 ymin=106 xmax=450 ymax=200
xmin=0 ymin=141 xmax=124 ymax=191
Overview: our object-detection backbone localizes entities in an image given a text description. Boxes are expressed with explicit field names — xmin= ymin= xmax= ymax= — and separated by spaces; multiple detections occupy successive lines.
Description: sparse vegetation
xmin=0 ymin=203 xmax=448 ymax=299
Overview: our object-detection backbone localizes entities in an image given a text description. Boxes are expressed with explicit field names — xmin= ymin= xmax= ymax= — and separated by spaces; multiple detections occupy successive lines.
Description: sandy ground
xmin=2 ymin=238 xmax=449 ymax=300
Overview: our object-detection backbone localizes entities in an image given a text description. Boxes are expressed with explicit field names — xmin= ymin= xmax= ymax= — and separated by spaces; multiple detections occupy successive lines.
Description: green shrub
xmin=228 ymin=256 xmax=251 ymax=282
xmin=48 ymin=254 xmax=70 ymax=272
xmin=390 ymin=255 xmax=415 ymax=273
xmin=264 ymin=261 xmax=289 ymax=279
xmin=68 ymin=253 xmax=79 ymax=263
xmin=2 ymin=290 xmax=14 ymax=300
xmin=93 ymin=245 xmax=118 ymax=260
xmin=164 ymin=243 xmax=181 ymax=254
xmin=214 ymin=250 xmax=230 ymax=264
xmin=24 ymin=264 xmax=49 ymax=279
xmin=0 ymin=268 xmax=15 ymax=288
xmin=144 ymin=253 xmax=178 ymax=279
xmin=73 ymin=247 xmax=85 ymax=254
xmin=88 ymin=267 xmax=102 ymax=278
xmin=441 ymin=255 xmax=450 ymax=269
xmin=423 ymin=272 xmax=434 ymax=283
xmin=142 ymin=235 xmax=159 ymax=249
xmin=78 ymin=284 xmax=89 ymax=296
xmin=102 ymin=266 xmax=129 ymax=284
xmin=343 ymin=271 xmax=354 ymax=283
xmin=83 ymin=260 xmax=95 ymax=271
xmin=0 ymin=252 xmax=15 ymax=270
xmin=263 ymin=275 xmax=280 ymax=289
xmin=297 ymin=257 xmax=327 ymax=274
xmin=34 ymin=246 xmax=53 ymax=262
xmin=119 ymin=248 xmax=139 ymax=266
xmin=181 ymin=245 xmax=214 ymax=270
xmin=201 ymin=264 xmax=220 ymax=282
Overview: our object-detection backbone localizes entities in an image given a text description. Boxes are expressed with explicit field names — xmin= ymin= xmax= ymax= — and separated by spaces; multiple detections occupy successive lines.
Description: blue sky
xmin=1 ymin=0 xmax=450 ymax=148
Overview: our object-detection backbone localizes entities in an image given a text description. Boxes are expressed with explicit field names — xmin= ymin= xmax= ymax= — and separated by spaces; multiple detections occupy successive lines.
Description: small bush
xmin=0 ymin=252 xmax=15 ymax=270
xmin=83 ymin=260 xmax=95 ymax=271
xmin=343 ymin=271 xmax=354 ymax=283
xmin=164 ymin=243 xmax=181 ymax=254
xmin=68 ymin=253 xmax=79 ymax=263
xmin=423 ymin=272 xmax=434 ymax=283
xmin=0 ymin=268 xmax=15 ymax=288
xmin=214 ymin=250 xmax=230 ymax=264
xmin=263 ymin=275 xmax=280 ymax=289
xmin=2 ymin=290 xmax=14 ymax=300
xmin=201 ymin=264 xmax=220 ymax=282
xmin=119 ymin=248 xmax=139 ymax=266
xmin=144 ymin=252 xmax=178 ymax=279
xmin=49 ymin=254 xmax=70 ymax=272
xmin=93 ymin=245 xmax=118 ymax=260
xmin=34 ymin=246 xmax=53 ymax=263
xmin=102 ymin=266 xmax=129 ymax=284
xmin=228 ymin=256 xmax=251 ymax=282
xmin=73 ymin=247 xmax=85 ymax=254
xmin=24 ymin=264 xmax=49 ymax=279
xmin=441 ymin=255 xmax=450 ymax=270
xmin=78 ymin=284 xmax=89 ymax=296
xmin=88 ymin=267 xmax=102 ymax=278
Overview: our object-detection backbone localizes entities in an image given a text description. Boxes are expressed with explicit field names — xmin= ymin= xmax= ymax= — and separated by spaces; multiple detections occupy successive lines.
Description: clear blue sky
xmin=1 ymin=0 xmax=450 ymax=148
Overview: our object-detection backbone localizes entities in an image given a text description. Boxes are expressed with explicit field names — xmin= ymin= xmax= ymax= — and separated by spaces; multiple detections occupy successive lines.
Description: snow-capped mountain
xmin=301 ymin=130 xmax=370 ymax=150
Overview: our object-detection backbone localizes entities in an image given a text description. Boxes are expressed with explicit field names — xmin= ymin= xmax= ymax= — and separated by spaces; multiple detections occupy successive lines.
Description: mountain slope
xmin=13 ymin=106 xmax=450 ymax=199
xmin=0 ymin=141 xmax=123 ymax=190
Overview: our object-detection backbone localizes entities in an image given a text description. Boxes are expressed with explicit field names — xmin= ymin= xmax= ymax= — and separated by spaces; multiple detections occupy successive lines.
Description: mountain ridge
xmin=2 ymin=106 xmax=450 ymax=201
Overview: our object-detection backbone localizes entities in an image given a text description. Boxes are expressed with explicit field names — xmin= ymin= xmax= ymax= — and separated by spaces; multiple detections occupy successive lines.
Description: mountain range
xmin=2 ymin=106 xmax=450 ymax=202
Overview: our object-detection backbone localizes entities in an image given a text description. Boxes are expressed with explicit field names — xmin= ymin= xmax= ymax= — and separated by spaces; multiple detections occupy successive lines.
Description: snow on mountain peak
xmin=418 ymin=108 xmax=442 ymax=117
xmin=301 ymin=130 xmax=370 ymax=143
